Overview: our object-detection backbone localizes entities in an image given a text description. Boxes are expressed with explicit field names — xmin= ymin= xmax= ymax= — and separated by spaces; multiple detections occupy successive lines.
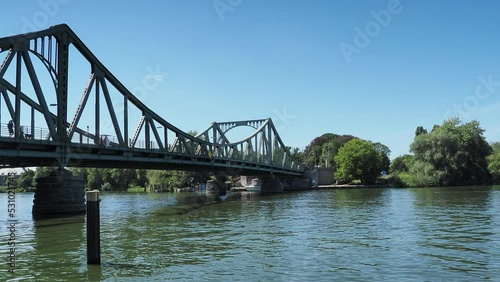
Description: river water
xmin=1 ymin=186 xmax=500 ymax=281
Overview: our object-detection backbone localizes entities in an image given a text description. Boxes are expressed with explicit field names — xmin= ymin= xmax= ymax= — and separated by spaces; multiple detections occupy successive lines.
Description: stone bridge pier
xmin=205 ymin=176 xmax=227 ymax=196
xmin=260 ymin=175 xmax=283 ymax=193
xmin=32 ymin=168 xmax=86 ymax=219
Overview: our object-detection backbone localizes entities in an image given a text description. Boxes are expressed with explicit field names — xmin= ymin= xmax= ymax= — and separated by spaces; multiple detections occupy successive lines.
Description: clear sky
xmin=1 ymin=0 xmax=500 ymax=158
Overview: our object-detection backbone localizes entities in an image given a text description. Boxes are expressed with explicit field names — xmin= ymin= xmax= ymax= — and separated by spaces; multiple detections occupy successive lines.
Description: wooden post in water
xmin=86 ymin=190 xmax=101 ymax=264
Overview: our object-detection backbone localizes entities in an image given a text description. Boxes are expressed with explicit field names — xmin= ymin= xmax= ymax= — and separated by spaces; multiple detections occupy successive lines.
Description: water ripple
xmin=1 ymin=187 xmax=500 ymax=281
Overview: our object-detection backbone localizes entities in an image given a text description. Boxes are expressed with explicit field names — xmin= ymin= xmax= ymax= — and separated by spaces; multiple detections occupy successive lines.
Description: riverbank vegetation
xmin=70 ymin=168 xmax=214 ymax=192
xmin=391 ymin=118 xmax=493 ymax=187
xmin=298 ymin=118 xmax=499 ymax=187
xmin=301 ymin=133 xmax=390 ymax=184
xmin=10 ymin=166 xmax=219 ymax=192
xmin=391 ymin=118 xmax=496 ymax=187
xmin=335 ymin=139 xmax=390 ymax=184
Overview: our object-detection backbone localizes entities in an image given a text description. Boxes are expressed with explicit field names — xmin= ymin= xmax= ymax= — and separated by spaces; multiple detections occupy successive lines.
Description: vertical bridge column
xmin=206 ymin=175 xmax=227 ymax=196
xmin=55 ymin=31 xmax=70 ymax=166
xmin=32 ymin=168 xmax=85 ymax=219
xmin=261 ymin=175 xmax=283 ymax=193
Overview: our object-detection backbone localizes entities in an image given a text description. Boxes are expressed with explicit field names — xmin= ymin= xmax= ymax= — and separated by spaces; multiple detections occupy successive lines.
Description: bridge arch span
xmin=0 ymin=24 xmax=303 ymax=175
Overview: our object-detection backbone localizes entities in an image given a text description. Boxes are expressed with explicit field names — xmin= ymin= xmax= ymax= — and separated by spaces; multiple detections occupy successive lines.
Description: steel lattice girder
xmin=0 ymin=25 xmax=303 ymax=173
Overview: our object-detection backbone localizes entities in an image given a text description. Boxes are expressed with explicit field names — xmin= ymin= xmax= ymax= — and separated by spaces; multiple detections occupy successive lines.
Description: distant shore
xmin=284 ymin=184 xmax=396 ymax=191
xmin=317 ymin=184 xmax=395 ymax=189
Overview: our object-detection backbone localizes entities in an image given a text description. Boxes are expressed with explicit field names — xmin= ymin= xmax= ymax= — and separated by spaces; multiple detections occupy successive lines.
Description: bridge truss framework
xmin=0 ymin=24 xmax=302 ymax=176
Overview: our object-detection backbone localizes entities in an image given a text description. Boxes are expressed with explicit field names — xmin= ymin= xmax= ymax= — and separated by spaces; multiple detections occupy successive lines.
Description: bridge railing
xmin=0 ymin=122 xmax=158 ymax=149
xmin=68 ymin=130 xmax=162 ymax=150
xmin=0 ymin=122 xmax=302 ymax=171
xmin=0 ymin=122 xmax=51 ymax=140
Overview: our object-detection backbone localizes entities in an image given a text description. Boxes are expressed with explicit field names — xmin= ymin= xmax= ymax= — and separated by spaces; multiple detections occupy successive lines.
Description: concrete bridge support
xmin=32 ymin=168 xmax=86 ymax=219
xmin=261 ymin=175 xmax=283 ymax=193
xmin=240 ymin=175 xmax=259 ymax=187
xmin=205 ymin=179 xmax=227 ymax=196
xmin=304 ymin=167 xmax=335 ymax=186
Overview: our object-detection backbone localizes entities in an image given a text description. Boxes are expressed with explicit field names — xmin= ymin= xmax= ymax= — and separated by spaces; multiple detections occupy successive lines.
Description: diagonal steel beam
xmin=130 ymin=116 xmax=145 ymax=148
xmin=214 ymin=123 xmax=230 ymax=144
xmin=0 ymin=49 xmax=14 ymax=78
xmin=149 ymin=119 xmax=164 ymax=151
xmin=181 ymin=136 xmax=192 ymax=155
xmin=22 ymin=51 xmax=57 ymax=138
xmin=1 ymin=89 xmax=15 ymax=121
xmin=0 ymin=77 xmax=93 ymax=140
xmin=100 ymin=77 xmax=124 ymax=146
xmin=67 ymin=73 xmax=95 ymax=141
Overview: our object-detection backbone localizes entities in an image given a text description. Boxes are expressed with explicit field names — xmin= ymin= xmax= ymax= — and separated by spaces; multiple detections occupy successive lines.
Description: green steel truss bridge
xmin=0 ymin=24 xmax=303 ymax=176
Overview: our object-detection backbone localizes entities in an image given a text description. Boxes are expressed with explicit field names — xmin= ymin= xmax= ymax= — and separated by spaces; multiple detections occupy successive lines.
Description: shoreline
xmin=316 ymin=184 xmax=395 ymax=189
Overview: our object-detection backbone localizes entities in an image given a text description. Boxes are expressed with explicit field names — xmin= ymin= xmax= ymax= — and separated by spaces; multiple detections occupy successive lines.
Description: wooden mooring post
xmin=86 ymin=190 xmax=101 ymax=264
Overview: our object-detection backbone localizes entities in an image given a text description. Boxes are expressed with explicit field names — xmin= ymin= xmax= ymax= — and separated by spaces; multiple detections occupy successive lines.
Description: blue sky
xmin=1 ymin=0 xmax=500 ymax=158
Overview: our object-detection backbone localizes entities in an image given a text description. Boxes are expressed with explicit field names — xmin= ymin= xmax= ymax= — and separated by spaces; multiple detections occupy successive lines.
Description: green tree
xmin=334 ymin=139 xmax=380 ymax=184
xmin=303 ymin=133 xmax=355 ymax=167
xmin=86 ymin=168 xmax=103 ymax=190
xmin=305 ymin=146 xmax=322 ymax=167
xmin=487 ymin=154 xmax=500 ymax=183
xmin=372 ymin=142 xmax=391 ymax=174
xmin=390 ymin=154 xmax=414 ymax=174
xmin=491 ymin=142 xmax=500 ymax=154
xmin=115 ymin=169 xmax=136 ymax=191
xmin=18 ymin=170 xmax=35 ymax=189
xmin=320 ymin=139 xmax=345 ymax=167
xmin=405 ymin=160 xmax=438 ymax=187
xmin=97 ymin=168 xmax=136 ymax=191
xmin=303 ymin=133 xmax=337 ymax=166
xmin=415 ymin=126 xmax=427 ymax=136
xmin=69 ymin=167 xmax=88 ymax=187
xmin=69 ymin=167 xmax=87 ymax=178
xmin=134 ymin=169 xmax=148 ymax=188
xmin=286 ymin=146 xmax=304 ymax=164
xmin=147 ymin=169 xmax=184 ymax=190
xmin=34 ymin=167 xmax=54 ymax=180
xmin=488 ymin=142 xmax=500 ymax=183
xmin=409 ymin=118 xmax=491 ymax=186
